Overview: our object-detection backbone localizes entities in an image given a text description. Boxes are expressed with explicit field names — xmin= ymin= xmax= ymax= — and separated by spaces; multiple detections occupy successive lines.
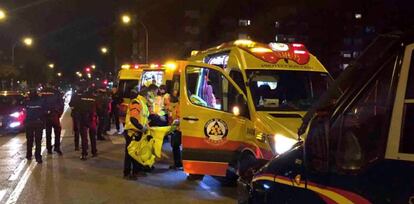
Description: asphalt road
xmin=0 ymin=93 xmax=236 ymax=204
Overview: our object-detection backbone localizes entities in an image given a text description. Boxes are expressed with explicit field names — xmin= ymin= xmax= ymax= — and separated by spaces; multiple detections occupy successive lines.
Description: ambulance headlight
xmin=274 ymin=134 xmax=297 ymax=154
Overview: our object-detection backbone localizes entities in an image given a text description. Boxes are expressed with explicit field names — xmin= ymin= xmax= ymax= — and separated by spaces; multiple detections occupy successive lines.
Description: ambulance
xmin=239 ymin=31 xmax=414 ymax=203
xmin=117 ymin=63 xmax=175 ymax=122
xmin=179 ymin=39 xmax=332 ymax=179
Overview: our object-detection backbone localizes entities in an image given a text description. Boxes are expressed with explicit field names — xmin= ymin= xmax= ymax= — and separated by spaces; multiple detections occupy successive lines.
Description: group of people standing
xmin=24 ymin=82 xmax=182 ymax=181
xmin=25 ymin=84 xmax=64 ymax=163
xmin=123 ymin=84 xmax=182 ymax=180
xmin=69 ymin=85 xmax=122 ymax=160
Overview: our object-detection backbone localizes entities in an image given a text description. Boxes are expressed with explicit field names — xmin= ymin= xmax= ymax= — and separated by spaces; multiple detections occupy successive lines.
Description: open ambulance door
xmin=179 ymin=62 xmax=250 ymax=177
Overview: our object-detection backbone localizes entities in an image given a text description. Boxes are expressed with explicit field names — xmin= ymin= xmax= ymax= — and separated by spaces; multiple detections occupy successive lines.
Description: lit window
xmin=275 ymin=21 xmax=280 ymax=28
xmin=355 ymin=13 xmax=362 ymax=19
xmin=239 ymin=19 xmax=251 ymax=27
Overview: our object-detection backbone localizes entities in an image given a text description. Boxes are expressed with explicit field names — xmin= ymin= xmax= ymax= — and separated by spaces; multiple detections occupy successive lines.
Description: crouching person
xmin=123 ymin=87 xmax=150 ymax=180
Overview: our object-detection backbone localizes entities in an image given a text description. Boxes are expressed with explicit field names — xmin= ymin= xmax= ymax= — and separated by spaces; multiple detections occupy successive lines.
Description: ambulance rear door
xmin=180 ymin=62 xmax=250 ymax=177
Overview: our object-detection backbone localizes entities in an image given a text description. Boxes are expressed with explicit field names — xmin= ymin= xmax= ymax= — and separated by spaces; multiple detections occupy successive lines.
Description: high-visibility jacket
xmin=125 ymin=95 xmax=149 ymax=136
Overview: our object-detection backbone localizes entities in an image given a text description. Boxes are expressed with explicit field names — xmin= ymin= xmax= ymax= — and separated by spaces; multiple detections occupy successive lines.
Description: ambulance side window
xmin=400 ymin=50 xmax=414 ymax=154
xmin=186 ymin=66 xmax=245 ymax=115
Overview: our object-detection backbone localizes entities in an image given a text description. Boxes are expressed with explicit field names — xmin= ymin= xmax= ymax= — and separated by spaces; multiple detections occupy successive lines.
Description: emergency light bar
xmin=242 ymin=42 xmax=310 ymax=65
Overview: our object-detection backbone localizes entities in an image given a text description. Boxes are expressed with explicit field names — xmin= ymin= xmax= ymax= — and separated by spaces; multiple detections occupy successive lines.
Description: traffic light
xmin=85 ymin=67 xmax=91 ymax=73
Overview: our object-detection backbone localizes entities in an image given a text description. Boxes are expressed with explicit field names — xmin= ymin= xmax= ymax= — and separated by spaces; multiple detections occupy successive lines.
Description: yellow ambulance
xmin=117 ymin=63 xmax=175 ymax=122
xmin=178 ymin=39 xmax=332 ymax=178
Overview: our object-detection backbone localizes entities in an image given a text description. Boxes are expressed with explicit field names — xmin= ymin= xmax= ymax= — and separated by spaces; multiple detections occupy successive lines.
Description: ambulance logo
xmin=204 ymin=119 xmax=228 ymax=145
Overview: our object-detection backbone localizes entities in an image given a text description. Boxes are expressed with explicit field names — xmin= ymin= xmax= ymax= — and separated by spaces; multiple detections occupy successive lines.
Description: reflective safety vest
xmin=152 ymin=95 xmax=166 ymax=116
xmin=125 ymin=95 xmax=149 ymax=134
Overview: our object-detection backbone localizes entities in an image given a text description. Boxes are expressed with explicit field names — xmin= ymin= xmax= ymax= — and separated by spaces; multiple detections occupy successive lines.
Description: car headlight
xmin=10 ymin=112 xmax=21 ymax=118
xmin=274 ymin=134 xmax=297 ymax=154
xmin=9 ymin=121 xmax=21 ymax=128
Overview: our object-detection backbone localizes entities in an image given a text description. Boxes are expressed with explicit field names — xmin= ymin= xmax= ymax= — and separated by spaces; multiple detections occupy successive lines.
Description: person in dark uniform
xmin=69 ymin=87 xmax=82 ymax=151
xmin=75 ymin=86 xmax=98 ymax=160
xmin=25 ymin=88 xmax=46 ymax=164
xmin=110 ymin=86 xmax=122 ymax=134
xmin=96 ymin=87 xmax=110 ymax=140
xmin=43 ymin=84 xmax=64 ymax=155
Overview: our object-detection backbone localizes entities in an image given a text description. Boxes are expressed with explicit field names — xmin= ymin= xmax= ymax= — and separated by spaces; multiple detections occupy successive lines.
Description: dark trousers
xmin=80 ymin=114 xmax=97 ymax=156
xmin=110 ymin=108 xmax=120 ymax=131
xmin=149 ymin=114 xmax=168 ymax=127
xmin=97 ymin=113 xmax=109 ymax=139
xmin=26 ymin=126 xmax=43 ymax=160
xmin=170 ymin=130 xmax=182 ymax=167
xmin=124 ymin=132 xmax=142 ymax=176
xmin=72 ymin=114 xmax=80 ymax=149
xmin=46 ymin=115 xmax=62 ymax=151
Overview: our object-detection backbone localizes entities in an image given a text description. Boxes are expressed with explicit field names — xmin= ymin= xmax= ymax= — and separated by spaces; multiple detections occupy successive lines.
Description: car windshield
xmin=118 ymin=80 xmax=139 ymax=99
xmin=0 ymin=95 xmax=24 ymax=106
xmin=247 ymin=70 xmax=330 ymax=111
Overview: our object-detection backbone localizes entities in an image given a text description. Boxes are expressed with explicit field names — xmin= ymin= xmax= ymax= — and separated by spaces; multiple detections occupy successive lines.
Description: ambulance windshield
xmin=247 ymin=70 xmax=330 ymax=111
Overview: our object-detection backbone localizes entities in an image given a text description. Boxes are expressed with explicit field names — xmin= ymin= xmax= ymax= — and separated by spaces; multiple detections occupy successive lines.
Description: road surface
xmin=0 ymin=93 xmax=236 ymax=204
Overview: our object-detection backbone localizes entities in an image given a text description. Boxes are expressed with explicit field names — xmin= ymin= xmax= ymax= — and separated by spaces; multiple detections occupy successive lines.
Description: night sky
xmin=0 ymin=0 xmax=132 ymax=74
xmin=0 ymin=0 xmax=413 ymax=81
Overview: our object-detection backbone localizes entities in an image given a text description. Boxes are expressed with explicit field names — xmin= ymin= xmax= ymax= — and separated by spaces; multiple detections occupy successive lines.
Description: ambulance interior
xmin=140 ymin=71 xmax=164 ymax=88
xmin=247 ymin=70 xmax=330 ymax=111
xmin=186 ymin=66 xmax=240 ymax=113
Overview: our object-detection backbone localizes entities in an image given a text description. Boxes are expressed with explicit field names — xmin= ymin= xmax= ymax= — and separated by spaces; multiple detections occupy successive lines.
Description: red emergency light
xmin=246 ymin=42 xmax=310 ymax=65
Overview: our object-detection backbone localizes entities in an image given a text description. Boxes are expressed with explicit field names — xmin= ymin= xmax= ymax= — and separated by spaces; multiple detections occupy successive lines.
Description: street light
xmin=91 ymin=64 xmax=96 ymax=69
xmin=48 ymin=63 xmax=54 ymax=69
xmin=11 ymin=36 xmax=34 ymax=65
xmin=23 ymin=37 xmax=33 ymax=46
xmin=100 ymin=46 xmax=108 ymax=54
xmin=121 ymin=14 xmax=149 ymax=63
xmin=121 ymin=14 xmax=131 ymax=24
xmin=57 ymin=72 xmax=62 ymax=77
xmin=0 ymin=9 xmax=6 ymax=21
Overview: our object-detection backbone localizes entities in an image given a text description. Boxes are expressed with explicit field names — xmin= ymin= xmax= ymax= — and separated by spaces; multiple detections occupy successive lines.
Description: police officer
xmin=43 ymin=84 xmax=64 ymax=155
xmin=25 ymin=88 xmax=46 ymax=163
xmin=96 ymin=87 xmax=110 ymax=140
xmin=123 ymin=87 xmax=149 ymax=180
xmin=69 ymin=87 xmax=82 ymax=151
xmin=75 ymin=86 xmax=98 ymax=160
xmin=110 ymin=86 xmax=122 ymax=134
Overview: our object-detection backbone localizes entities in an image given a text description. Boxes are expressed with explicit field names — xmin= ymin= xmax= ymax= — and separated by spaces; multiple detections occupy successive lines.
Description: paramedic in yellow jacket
xmin=123 ymin=87 xmax=149 ymax=180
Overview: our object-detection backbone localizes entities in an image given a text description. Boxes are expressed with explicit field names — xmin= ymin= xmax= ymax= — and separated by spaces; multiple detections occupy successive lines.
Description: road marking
xmin=5 ymin=91 xmax=71 ymax=204
xmin=8 ymin=160 xmax=27 ymax=181
xmin=5 ymin=160 xmax=36 ymax=204
xmin=0 ymin=189 xmax=7 ymax=202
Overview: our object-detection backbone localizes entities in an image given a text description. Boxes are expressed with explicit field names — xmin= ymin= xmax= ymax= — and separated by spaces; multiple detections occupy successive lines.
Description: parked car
xmin=0 ymin=91 xmax=27 ymax=133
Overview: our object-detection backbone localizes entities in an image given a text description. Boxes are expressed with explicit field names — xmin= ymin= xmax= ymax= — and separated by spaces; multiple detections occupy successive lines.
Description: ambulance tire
xmin=187 ymin=174 xmax=204 ymax=181
xmin=238 ymin=153 xmax=257 ymax=181
xmin=214 ymin=170 xmax=238 ymax=187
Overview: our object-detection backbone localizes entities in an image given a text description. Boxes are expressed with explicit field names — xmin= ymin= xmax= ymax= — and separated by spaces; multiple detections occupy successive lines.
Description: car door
xmin=180 ymin=62 xmax=249 ymax=176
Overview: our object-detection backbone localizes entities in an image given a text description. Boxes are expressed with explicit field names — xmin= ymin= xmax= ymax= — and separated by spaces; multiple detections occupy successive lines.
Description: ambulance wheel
xmin=238 ymin=153 xmax=257 ymax=182
xmin=187 ymin=174 xmax=204 ymax=181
